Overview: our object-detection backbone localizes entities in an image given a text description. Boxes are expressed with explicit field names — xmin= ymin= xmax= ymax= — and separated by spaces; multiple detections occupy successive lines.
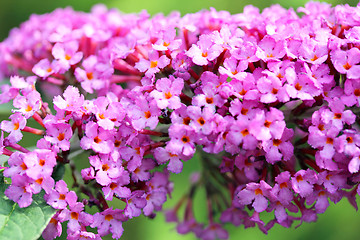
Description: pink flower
xmin=45 ymin=180 xmax=77 ymax=209
xmin=91 ymin=208 xmax=127 ymax=239
xmin=342 ymin=78 xmax=360 ymax=107
xmin=80 ymin=122 xmax=114 ymax=154
xmin=52 ymin=41 xmax=83 ymax=71
xmin=74 ymin=55 xmax=109 ymax=93
xmin=0 ymin=113 xmax=26 ymax=143
xmin=13 ymin=90 xmax=41 ymax=119
xmin=149 ymin=76 xmax=184 ymax=109
xmin=5 ymin=175 xmax=37 ymax=208
xmin=53 ymin=86 xmax=84 ymax=112
xmin=299 ymin=38 xmax=328 ymax=64
xmin=256 ymin=36 xmax=286 ymax=61
xmin=200 ymin=223 xmax=228 ymax=240
xmin=186 ymin=34 xmax=223 ymax=65
xmin=262 ymin=128 xmax=294 ymax=164
xmin=331 ymin=48 xmax=360 ymax=79
xmin=237 ymin=180 xmax=276 ymax=212
xmin=127 ymin=95 xmax=160 ymax=130
xmin=135 ymin=50 xmax=170 ymax=78
xmin=44 ymin=122 xmax=73 ymax=151
xmin=291 ymin=169 xmax=318 ymax=198
xmin=32 ymin=59 xmax=59 ymax=78
xmin=167 ymin=126 xmax=196 ymax=157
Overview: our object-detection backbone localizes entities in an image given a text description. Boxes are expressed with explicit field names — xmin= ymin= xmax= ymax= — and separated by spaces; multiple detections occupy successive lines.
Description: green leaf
xmin=51 ymin=164 xmax=65 ymax=182
xmin=0 ymin=182 xmax=57 ymax=240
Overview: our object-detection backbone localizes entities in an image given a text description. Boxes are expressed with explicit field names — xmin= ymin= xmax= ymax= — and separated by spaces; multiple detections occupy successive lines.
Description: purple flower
xmin=80 ymin=122 xmax=113 ymax=154
xmin=1 ymin=113 xmax=26 ymax=143
xmin=149 ymin=76 xmax=184 ymax=109
xmin=237 ymin=180 xmax=276 ymax=213
xmin=91 ymin=208 xmax=127 ymax=239
xmin=256 ymin=36 xmax=286 ymax=61
xmin=5 ymin=175 xmax=37 ymax=208
xmin=135 ymin=50 xmax=170 ymax=78
xmin=53 ymin=86 xmax=84 ymax=112
xmin=44 ymin=122 xmax=72 ymax=151
xmin=46 ymin=182 xmax=77 ymax=210
xmin=331 ymin=48 xmax=360 ymax=79
xmin=291 ymin=169 xmax=318 ymax=198
xmin=74 ymin=55 xmax=110 ymax=93
xmin=52 ymin=41 xmax=83 ymax=71
xmin=186 ymin=34 xmax=223 ymax=65
xmin=200 ymin=223 xmax=229 ymax=240
xmin=13 ymin=90 xmax=41 ymax=119
xmin=32 ymin=59 xmax=59 ymax=78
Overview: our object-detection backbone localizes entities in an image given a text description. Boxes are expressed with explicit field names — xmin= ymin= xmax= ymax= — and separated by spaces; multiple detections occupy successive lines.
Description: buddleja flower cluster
xmin=1 ymin=2 xmax=360 ymax=239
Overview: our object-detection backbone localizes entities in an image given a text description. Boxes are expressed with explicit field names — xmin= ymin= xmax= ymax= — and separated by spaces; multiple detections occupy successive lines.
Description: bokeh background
xmin=1 ymin=0 xmax=360 ymax=240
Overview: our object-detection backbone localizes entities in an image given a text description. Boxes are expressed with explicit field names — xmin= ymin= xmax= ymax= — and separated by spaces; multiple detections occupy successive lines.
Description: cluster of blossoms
xmin=1 ymin=2 xmax=360 ymax=239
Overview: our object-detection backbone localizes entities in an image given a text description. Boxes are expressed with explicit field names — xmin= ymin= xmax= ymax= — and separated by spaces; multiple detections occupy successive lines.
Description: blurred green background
xmin=1 ymin=0 xmax=360 ymax=240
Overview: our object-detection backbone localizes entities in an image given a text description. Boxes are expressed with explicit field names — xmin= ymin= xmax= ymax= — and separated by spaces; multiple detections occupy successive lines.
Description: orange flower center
xmin=197 ymin=117 xmax=205 ymax=126
xmin=105 ymin=214 xmax=114 ymax=221
xmin=343 ymin=62 xmax=352 ymax=70
xmin=181 ymin=136 xmax=190 ymax=143
xmin=144 ymin=111 xmax=151 ymax=119
xmin=39 ymin=159 xmax=46 ymax=166
xmin=71 ymin=212 xmax=79 ymax=220
xmin=57 ymin=133 xmax=65 ymax=141
xmin=13 ymin=122 xmax=20 ymax=130
xmin=86 ymin=72 xmax=94 ymax=80
xmin=150 ymin=61 xmax=158 ymax=68
xmin=241 ymin=129 xmax=249 ymax=136
xmin=164 ymin=92 xmax=172 ymax=99
xmin=102 ymin=164 xmax=110 ymax=171
xmin=65 ymin=54 xmax=72 ymax=61
xmin=183 ymin=117 xmax=191 ymax=125
xmin=273 ymin=139 xmax=282 ymax=146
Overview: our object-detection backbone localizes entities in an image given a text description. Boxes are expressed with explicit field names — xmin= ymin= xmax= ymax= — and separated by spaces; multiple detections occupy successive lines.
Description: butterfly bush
xmin=1 ymin=2 xmax=360 ymax=239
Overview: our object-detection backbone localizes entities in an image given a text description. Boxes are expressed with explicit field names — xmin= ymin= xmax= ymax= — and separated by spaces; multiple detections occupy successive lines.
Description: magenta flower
xmin=200 ymin=223 xmax=229 ymax=240
xmin=331 ymin=48 xmax=360 ymax=79
xmin=89 ymin=154 xmax=123 ymax=186
xmin=91 ymin=208 xmax=127 ymax=239
xmin=53 ymin=86 xmax=84 ymax=112
xmin=342 ymin=78 xmax=360 ymax=107
xmin=152 ymin=28 xmax=182 ymax=51
xmin=0 ymin=113 xmax=26 ymax=143
xmin=257 ymin=75 xmax=289 ymax=103
xmin=45 ymin=180 xmax=77 ymax=209
xmin=42 ymin=213 xmax=63 ymax=240
xmin=75 ymin=55 xmax=108 ymax=93
xmin=32 ymin=59 xmax=59 ymax=78
xmin=291 ymin=170 xmax=318 ymax=198
xmin=237 ymin=180 xmax=276 ymax=213
xmin=149 ymin=76 xmax=184 ymax=109
xmin=154 ymin=147 xmax=187 ymax=174
xmin=80 ymin=122 xmax=114 ymax=154
xmin=127 ymin=95 xmax=160 ymax=130
xmin=5 ymin=175 xmax=37 ymax=208
xmin=299 ymin=38 xmax=328 ymax=64
xmin=135 ymin=50 xmax=170 ymax=78
xmin=167 ymin=126 xmax=196 ymax=157
xmin=103 ymin=176 xmax=131 ymax=201
xmin=256 ymin=36 xmax=286 ymax=61
xmin=13 ymin=90 xmax=41 ymax=118
xmin=186 ymin=34 xmax=223 ymax=65
xmin=262 ymin=128 xmax=294 ymax=164
xmin=60 ymin=202 xmax=93 ymax=234
xmin=52 ymin=41 xmax=83 ymax=71
xmin=44 ymin=122 xmax=73 ymax=151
